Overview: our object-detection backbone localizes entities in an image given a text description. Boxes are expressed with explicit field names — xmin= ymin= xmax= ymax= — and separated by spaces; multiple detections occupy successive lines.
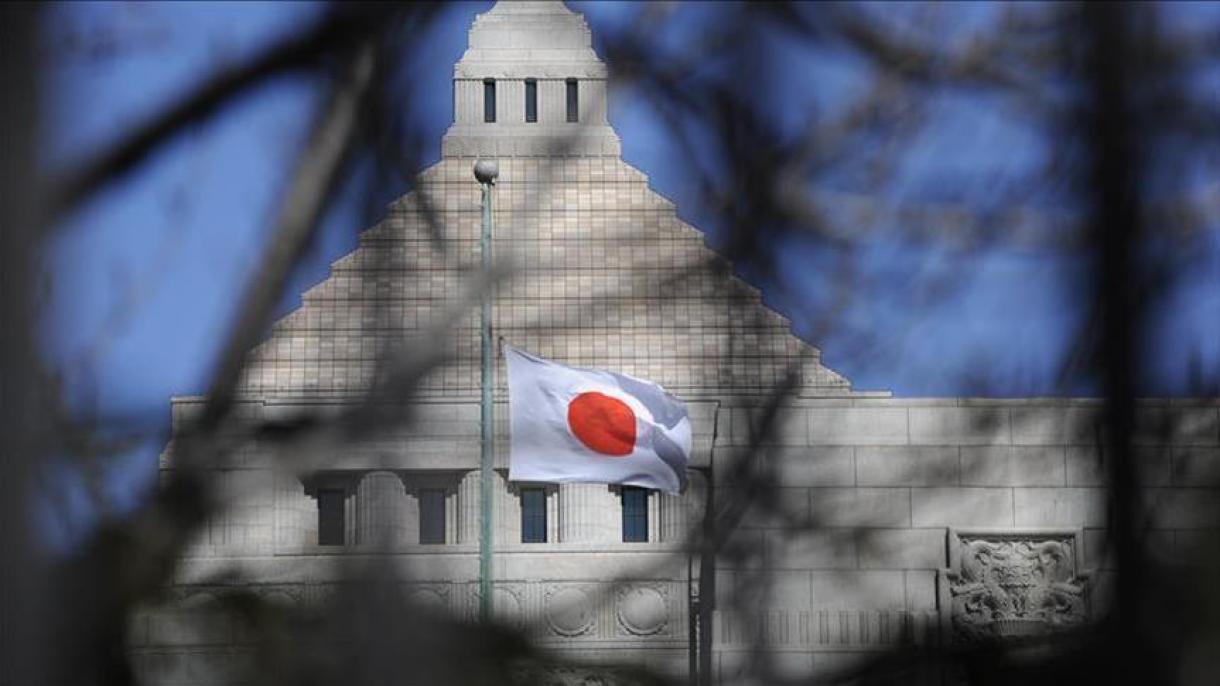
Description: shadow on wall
xmin=4 ymin=2 xmax=1219 ymax=686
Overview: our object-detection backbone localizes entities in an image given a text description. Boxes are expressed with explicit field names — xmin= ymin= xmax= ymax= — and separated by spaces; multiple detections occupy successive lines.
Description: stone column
xmin=356 ymin=470 xmax=411 ymax=548
xmin=542 ymin=80 xmax=564 ymax=123
xmin=273 ymin=472 xmax=310 ymax=550
xmin=660 ymin=470 xmax=706 ymax=544
xmin=558 ymin=483 xmax=590 ymax=542
xmin=230 ymin=468 xmax=276 ymax=554
xmin=496 ymin=470 xmax=520 ymax=545
xmin=458 ymin=469 xmax=480 ymax=545
xmin=560 ymin=483 xmax=619 ymax=543
xmin=501 ymin=79 xmax=524 ymax=124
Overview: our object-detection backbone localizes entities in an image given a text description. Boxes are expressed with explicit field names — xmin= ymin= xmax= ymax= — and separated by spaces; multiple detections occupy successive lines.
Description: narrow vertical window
xmin=621 ymin=487 xmax=649 ymax=542
xmin=524 ymin=79 xmax=538 ymax=123
xmin=565 ymin=78 xmax=579 ymax=122
xmin=418 ymin=488 xmax=446 ymax=544
xmin=483 ymin=78 xmax=496 ymax=123
xmin=317 ymin=488 xmax=346 ymax=546
xmin=521 ymin=488 xmax=547 ymax=543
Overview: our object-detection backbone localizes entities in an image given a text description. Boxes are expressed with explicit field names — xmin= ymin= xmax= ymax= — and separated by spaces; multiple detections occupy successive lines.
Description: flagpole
xmin=474 ymin=159 xmax=499 ymax=624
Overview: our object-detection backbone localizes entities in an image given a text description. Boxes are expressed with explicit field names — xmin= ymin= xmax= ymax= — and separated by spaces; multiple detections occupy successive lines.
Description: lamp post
xmin=474 ymin=158 xmax=498 ymax=623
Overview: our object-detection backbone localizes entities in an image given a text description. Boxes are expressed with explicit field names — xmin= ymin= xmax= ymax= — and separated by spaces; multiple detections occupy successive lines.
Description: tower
xmin=231 ymin=0 xmax=850 ymax=401
xmin=442 ymin=0 xmax=621 ymax=158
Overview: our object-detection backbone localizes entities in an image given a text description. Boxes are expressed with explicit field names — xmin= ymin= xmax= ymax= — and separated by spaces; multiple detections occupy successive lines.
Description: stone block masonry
xmin=710 ymin=398 xmax=1219 ymax=675
xmin=147 ymin=1 xmax=1220 ymax=684
xmin=159 ymin=395 xmax=1220 ymax=683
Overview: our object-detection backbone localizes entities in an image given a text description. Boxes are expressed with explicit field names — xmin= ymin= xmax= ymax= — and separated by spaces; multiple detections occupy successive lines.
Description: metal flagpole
xmin=474 ymin=159 xmax=499 ymax=623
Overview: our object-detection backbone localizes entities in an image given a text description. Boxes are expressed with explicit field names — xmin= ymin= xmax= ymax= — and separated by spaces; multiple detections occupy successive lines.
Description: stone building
xmin=140 ymin=2 xmax=1220 ymax=683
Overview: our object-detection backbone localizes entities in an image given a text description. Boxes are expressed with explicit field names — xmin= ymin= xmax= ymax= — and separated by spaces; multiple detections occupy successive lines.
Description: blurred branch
xmin=48 ymin=5 xmax=402 ymax=221
xmin=1 ymin=5 xmax=50 ymax=685
xmin=194 ymin=44 xmax=376 ymax=435
xmin=23 ymin=2 xmax=1220 ymax=685
xmin=1083 ymin=3 xmax=1154 ymax=681
xmin=51 ymin=40 xmax=382 ymax=686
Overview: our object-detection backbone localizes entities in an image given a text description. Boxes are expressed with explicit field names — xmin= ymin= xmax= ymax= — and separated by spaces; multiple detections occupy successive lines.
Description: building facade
xmin=139 ymin=2 xmax=1220 ymax=684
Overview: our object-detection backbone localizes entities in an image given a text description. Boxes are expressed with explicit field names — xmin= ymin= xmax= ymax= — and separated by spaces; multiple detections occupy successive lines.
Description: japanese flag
xmin=505 ymin=345 xmax=691 ymax=494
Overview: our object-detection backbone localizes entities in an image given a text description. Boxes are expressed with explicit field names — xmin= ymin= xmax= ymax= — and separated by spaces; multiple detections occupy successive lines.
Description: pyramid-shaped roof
xmin=234 ymin=1 xmax=851 ymax=400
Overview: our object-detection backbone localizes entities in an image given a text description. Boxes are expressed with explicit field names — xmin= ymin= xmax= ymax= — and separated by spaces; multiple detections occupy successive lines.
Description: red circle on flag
xmin=567 ymin=392 xmax=636 ymax=456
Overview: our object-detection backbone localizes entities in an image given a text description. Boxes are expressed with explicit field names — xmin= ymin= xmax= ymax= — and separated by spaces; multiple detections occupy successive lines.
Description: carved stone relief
xmin=491 ymin=587 xmax=525 ymax=629
xmin=714 ymin=609 xmax=938 ymax=648
xmin=510 ymin=665 xmax=621 ymax=686
xmin=939 ymin=529 xmax=1090 ymax=642
xmin=259 ymin=589 xmax=300 ymax=608
xmin=616 ymin=585 xmax=668 ymax=636
xmin=545 ymin=587 xmax=595 ymax=637
xmin=163 ymin=580 xmax=687 ymax=645
xmin=406 ymin=586 xmax=449 ymax=614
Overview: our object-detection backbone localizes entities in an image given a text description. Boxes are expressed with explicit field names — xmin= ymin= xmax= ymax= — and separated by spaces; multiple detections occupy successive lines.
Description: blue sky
xmin=43 ymin=1 xmax=1220 ymax=450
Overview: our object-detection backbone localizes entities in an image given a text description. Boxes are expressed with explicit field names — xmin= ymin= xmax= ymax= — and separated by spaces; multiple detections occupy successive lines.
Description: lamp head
xmin=473 ymin=159 xmax=499 ymax=185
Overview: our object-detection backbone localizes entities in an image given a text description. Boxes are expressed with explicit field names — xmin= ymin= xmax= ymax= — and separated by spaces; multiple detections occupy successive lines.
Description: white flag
xmin=505 ymin=345 xmax=691 ymax=494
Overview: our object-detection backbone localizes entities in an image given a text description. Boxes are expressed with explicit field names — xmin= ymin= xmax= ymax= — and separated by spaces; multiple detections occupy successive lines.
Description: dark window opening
xmin=565 ymin=79 xmax=578 ymax=122
xmin=484 ymin=79 xmax=496 ymax=123
xmin=318 ymin=488 xmax=346 ymax=546
xmin=525 ymin=79 xmax=537 ymax=123
xmin=621 ymin=487 xmax=649 ymax=542
xmin=521 ymin=488 xmax=547 ymax=543
xmin=419 ymin=488 xmax=446 ymax=544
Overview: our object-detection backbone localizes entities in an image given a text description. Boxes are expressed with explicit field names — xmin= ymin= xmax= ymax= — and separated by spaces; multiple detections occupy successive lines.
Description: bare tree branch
xmin=48 ymin=5 xmax=401 ymax=220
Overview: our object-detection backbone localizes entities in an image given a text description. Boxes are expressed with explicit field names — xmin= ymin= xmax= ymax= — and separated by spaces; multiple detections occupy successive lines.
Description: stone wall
xmin=137 ymin=4 xmax=1219 ymax=682
xmin=143 ymin=396 xmax=1219 ymax=684
xmin=713 ymin=397 xmax=1220 ymax=681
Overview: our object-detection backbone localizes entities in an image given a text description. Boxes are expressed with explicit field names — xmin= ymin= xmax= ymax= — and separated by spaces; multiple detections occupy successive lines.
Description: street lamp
xmin=474 ymin=159 xmax=498 ymax=624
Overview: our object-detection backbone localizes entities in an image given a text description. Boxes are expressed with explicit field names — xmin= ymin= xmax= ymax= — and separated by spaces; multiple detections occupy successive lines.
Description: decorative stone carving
xmin=616 ymin=586 xmax=667 ymax=636
xmin=469 ymin=584 xmax=525 ymax=628
xmin=259 ymin=590 xmax=299 ymax=607
xmin=302 ymin=583 xmax=336 ymax=605
xmin=406 ymin=587 xmax=448 ymax=614
xmin=493 ymin=587 xmax=523 ymax=628
xmin=511 ymin=665 xmax=620 ymax=686
xmin=545 ymin=587 xmax=595 ymax=637
xmin=715 ymin=609 xmax=937 ymax=647
xmin=167 ymin=588 xmax=208 ymax=606
xmin=940 ymin=529 xmax=1090 ymax=642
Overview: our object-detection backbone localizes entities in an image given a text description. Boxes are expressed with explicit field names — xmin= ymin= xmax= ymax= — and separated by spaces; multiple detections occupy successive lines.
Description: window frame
xmin=524 ymin=78 xmax=538 ymax=123
xmin=417 ymin=487 xmax=447 ymax=545
xmin=565 ymin=78 xmax=578 ymax=122
xmin=317 ymin=487 xmax=347 ymax=546
xmin=621 ymin=486 xmax=649 ymax=543
xmin=520 ymin=487 xmax=548 ymax=543
xmin=483 ymin=78 xmax=497 ymax=123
